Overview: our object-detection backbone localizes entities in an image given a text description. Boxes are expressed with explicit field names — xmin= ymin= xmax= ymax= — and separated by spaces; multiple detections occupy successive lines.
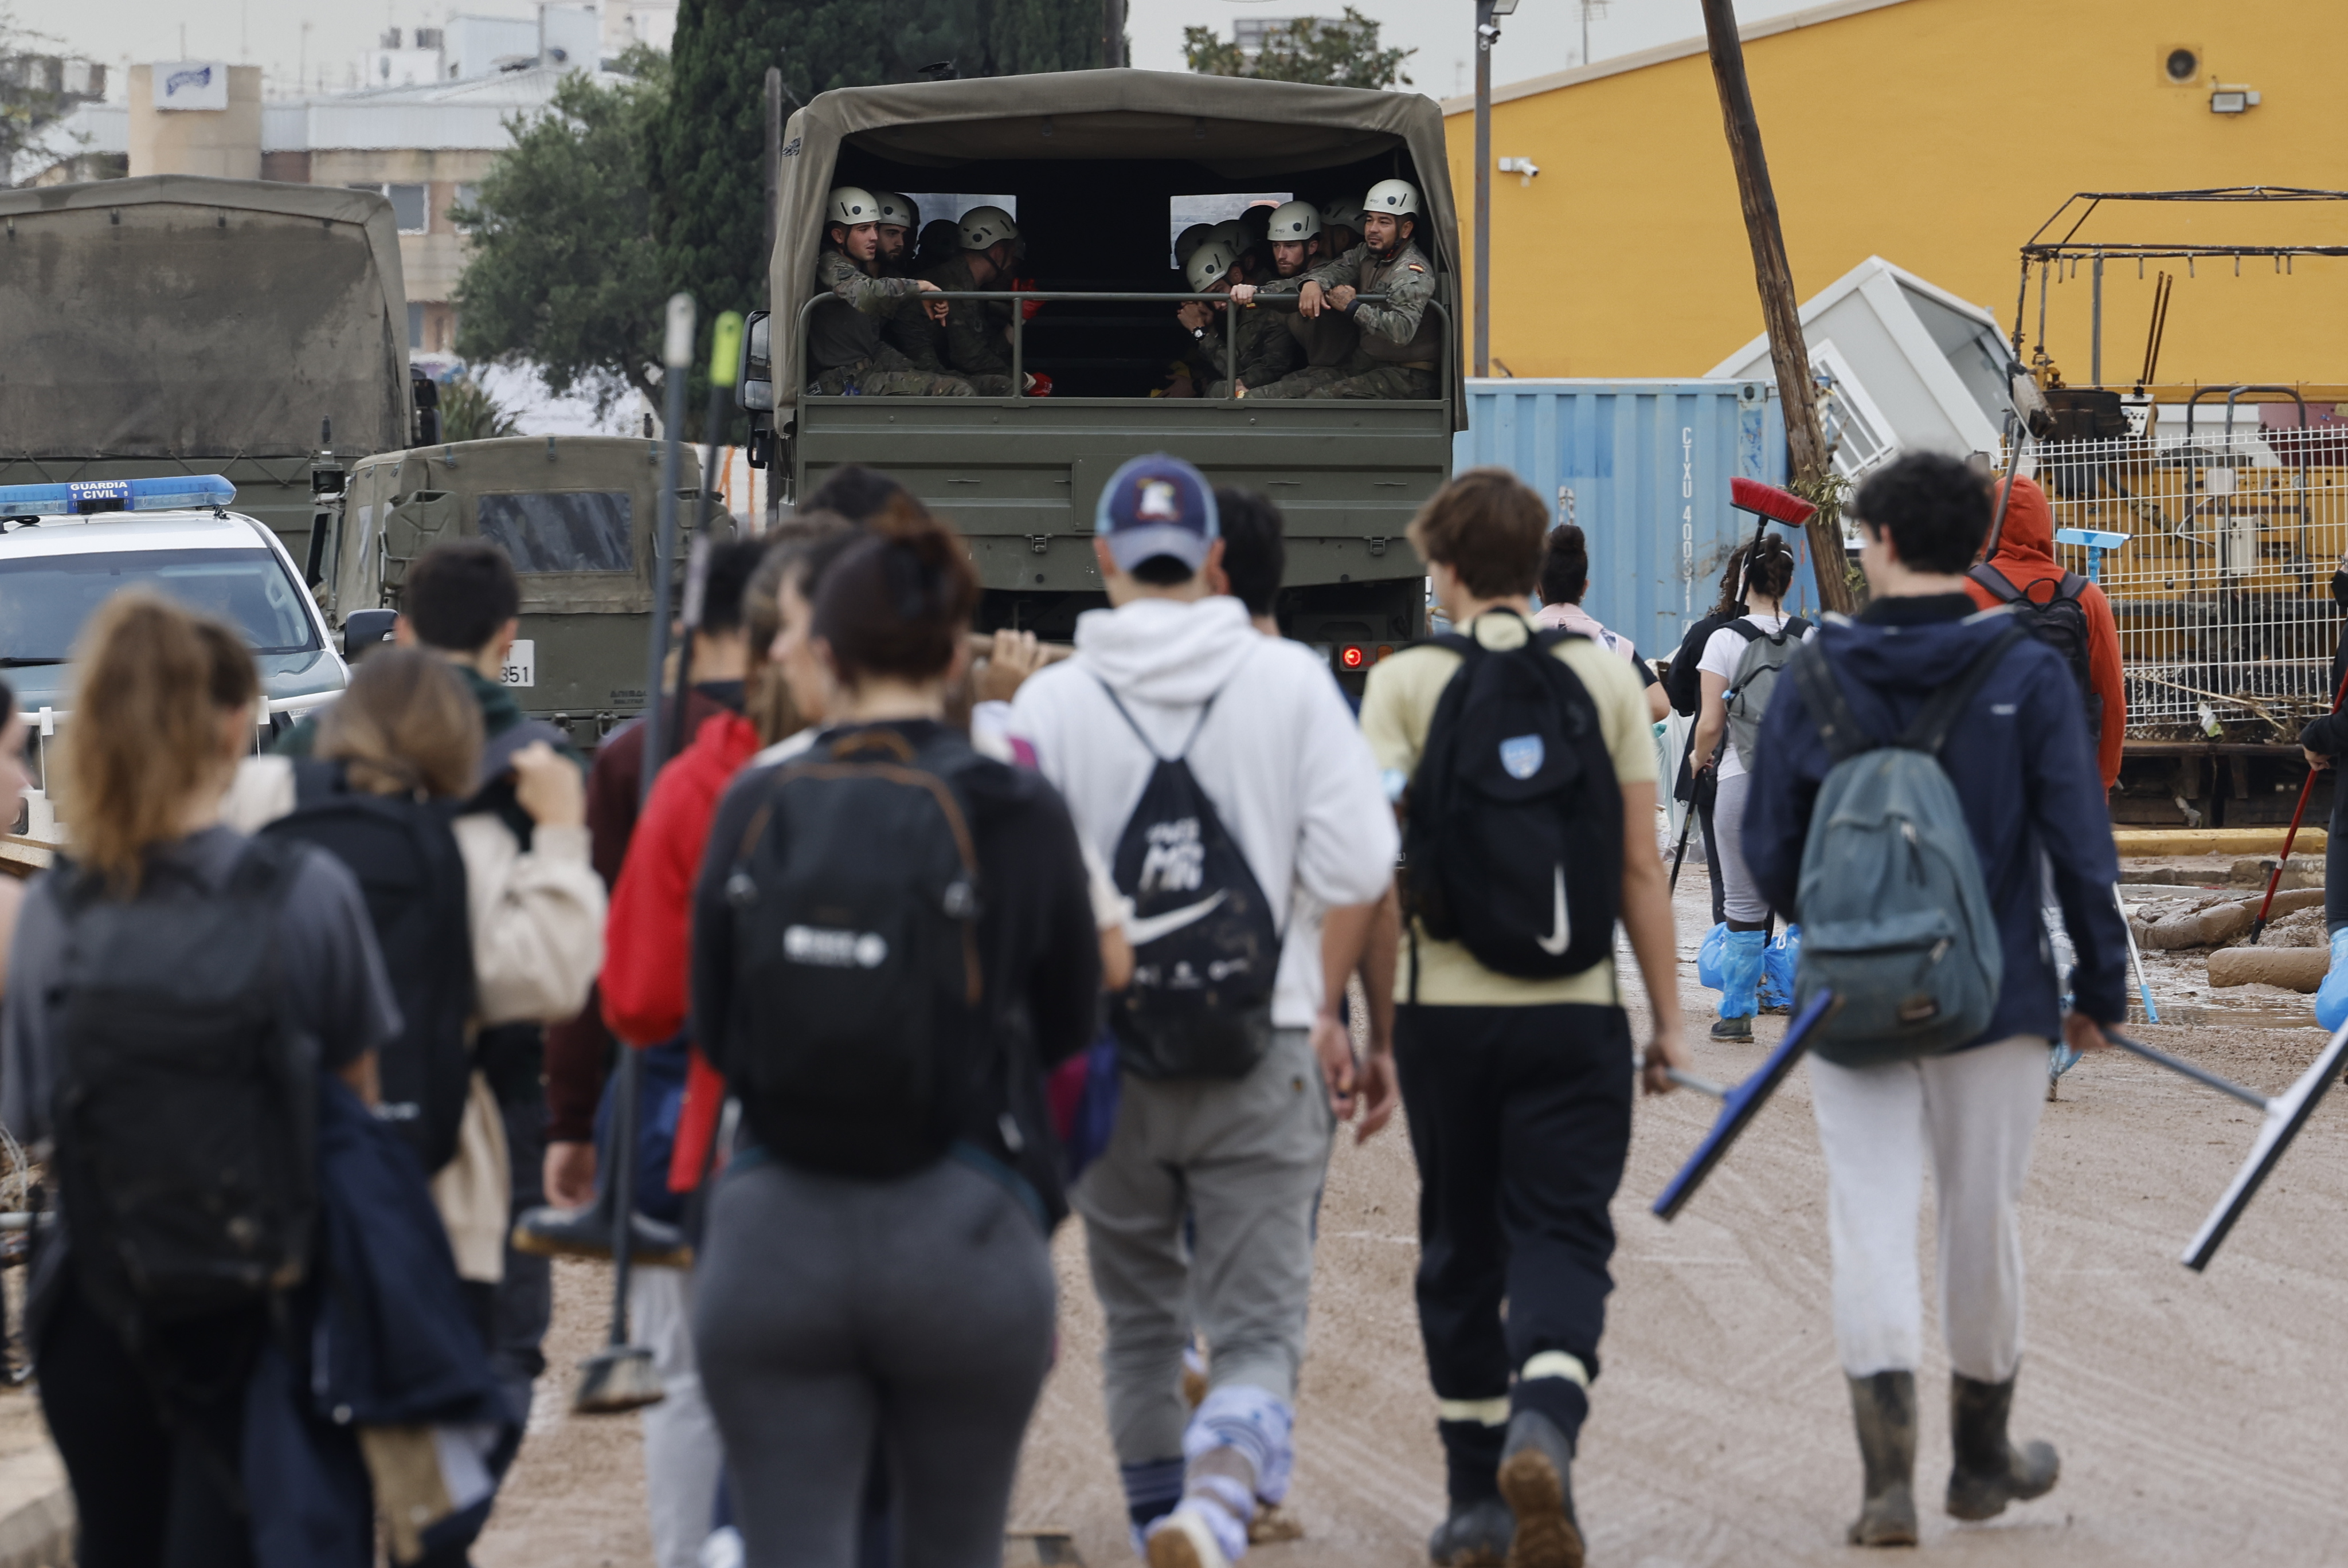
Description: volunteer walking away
xmin=688 ymin=504 xmax=1102 ymax=1562
xmin=1360 ymin=467 xmax=1688 ymax=1568
xmin=1688 ymin=532 xmax=1811 ymax=1041
xmin=1741 ymin=450 xmax=2127 ymax=1548
xmin=1009 ymin=454 xmax=1398 ymax=1567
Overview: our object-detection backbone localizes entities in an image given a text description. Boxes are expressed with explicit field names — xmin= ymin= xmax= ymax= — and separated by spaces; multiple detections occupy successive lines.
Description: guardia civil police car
xmin=0 ymin=476 xmax=347 ymax=856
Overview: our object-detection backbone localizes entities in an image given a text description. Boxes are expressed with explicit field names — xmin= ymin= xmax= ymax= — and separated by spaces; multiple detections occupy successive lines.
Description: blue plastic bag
xmin=1697 ymin=923 xmax=1728 ymax=990
xmin=1760 ymin=924 xmax=1801 ymax=1009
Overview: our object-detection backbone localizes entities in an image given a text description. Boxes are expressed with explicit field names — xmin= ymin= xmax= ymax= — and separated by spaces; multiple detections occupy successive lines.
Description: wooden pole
xmin=1697 ymin=0 xmax=1852 ymax=613
xmin=762 ymin=67 xmax=781 ymax=271
xmin=1103 ymin=0 xmax=1125 ymax=67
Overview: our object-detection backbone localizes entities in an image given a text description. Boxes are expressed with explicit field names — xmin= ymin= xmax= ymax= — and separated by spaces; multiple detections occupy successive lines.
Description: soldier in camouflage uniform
xmin=897 ymin=205 xmax=1033 ymax=399
xmin=1167 ymin=241 xmax=1300 ymax=398
xmin=872 ymin=190 xmax=919 ymax=275
xmin=1234 ymin=179 xmax=1442 ymax=401
xmin=808 ymin=186 xmax=973 ymax=398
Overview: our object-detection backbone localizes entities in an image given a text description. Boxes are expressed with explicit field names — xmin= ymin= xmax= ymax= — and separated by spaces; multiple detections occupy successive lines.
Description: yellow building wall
xmin=1447 ymin=0 xmax=2348 ymax=386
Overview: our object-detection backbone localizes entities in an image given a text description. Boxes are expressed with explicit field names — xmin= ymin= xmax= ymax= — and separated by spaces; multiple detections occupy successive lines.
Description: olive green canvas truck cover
xmin=0 ymin=177 xmax=410 ymax=559
xmin=764 ymin=70 xmax=1462 ymax=654
xmin=336 ymin=436 xmax=690 ymax=744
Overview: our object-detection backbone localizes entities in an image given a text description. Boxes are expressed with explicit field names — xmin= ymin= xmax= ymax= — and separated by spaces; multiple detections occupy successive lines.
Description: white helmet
xmin=957 ymin=204 xmax=1020 ymax=252
xmin=1207 ymin=218 xmax=1246 ymax=249
xmin=1185 ymin=240 xmax=1239 ymax=292
xmin=827 ymin=186 xmax=880 ymax=227
xmin=1363 ymin=179 xmax=1420 ymax=220
xmin=1319 ymin=196 xmax=1364 ymax=231
xmin=1266 ymin=200 xmax=1321 ymax=244
xmin=1173 ymin=223 xmax=1216 ymax=267
xmin=872 ymin=191 xmax=918 ymax=230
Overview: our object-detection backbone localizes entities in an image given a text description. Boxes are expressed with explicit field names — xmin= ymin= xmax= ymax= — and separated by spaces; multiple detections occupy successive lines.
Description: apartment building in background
xmin=13 ymin=2 xmax=676 ymax=360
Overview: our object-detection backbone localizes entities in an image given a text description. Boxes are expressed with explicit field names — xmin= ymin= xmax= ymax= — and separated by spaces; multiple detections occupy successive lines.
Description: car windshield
xmin=0 ymin=547 xmax=320 ymax=660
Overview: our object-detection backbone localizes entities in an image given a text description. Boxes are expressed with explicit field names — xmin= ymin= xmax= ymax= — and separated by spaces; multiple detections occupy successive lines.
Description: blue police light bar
xmin=0 ymin=476 xmax=237 ymax=518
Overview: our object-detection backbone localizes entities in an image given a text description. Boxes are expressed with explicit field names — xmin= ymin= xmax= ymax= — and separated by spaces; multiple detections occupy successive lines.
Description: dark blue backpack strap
xmin=287 ymin=756 xmax=348 ymax=810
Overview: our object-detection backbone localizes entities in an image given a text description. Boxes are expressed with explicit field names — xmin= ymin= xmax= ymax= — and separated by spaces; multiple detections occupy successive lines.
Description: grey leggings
xmin=1711 ymin=769 xmax=1771 ymax=926
xmin=693 ymin=1154 xmax=1056 ymax=1568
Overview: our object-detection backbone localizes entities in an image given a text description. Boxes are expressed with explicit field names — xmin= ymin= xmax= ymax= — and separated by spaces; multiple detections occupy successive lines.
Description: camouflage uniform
xmin=915 ymin=253 xmax=1020 ymax=397
xmin=807 ymin=247 xmax=975 ymax=397
xmin=1184 ymin=301 xmax=1301 ymax=398
xmin=1251 ymin=237 xmax=1442 ymax=400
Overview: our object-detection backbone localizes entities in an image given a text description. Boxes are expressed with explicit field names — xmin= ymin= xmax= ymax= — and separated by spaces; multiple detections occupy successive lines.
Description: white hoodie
xmin=1009 ymin=594 xmax=1396 ymax=1029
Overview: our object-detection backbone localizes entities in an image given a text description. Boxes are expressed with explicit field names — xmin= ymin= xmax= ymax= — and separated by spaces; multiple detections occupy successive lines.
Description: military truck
xmin=0 ymin=177 xmax=421 ymax=566
xmin=327 ymin=435 xmax=711 ymax=751
xmin=741 ymin=70 xmax=1462 ymax=667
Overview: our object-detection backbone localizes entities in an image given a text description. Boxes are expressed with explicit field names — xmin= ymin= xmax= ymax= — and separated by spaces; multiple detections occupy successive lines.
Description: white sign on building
xmin=152 ymin=62 xmax=230 ymax=111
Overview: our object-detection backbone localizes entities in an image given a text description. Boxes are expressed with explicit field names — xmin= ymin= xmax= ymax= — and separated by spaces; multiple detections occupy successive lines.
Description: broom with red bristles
xmin=1669 ymin=479 xmax=1821 ymax=892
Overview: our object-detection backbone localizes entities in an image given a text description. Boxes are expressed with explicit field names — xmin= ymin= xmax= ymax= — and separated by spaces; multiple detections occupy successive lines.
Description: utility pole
xmin=1473 ymin=0 xmax=1517 ymax=377
xmin=1103 ymin=0 xmax=1125 ymax=67
xmin=1697 ymin=0 xmax=1852 ymax=612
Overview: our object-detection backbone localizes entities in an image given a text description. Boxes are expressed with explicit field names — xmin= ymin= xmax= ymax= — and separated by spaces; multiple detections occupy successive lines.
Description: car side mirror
xmin=738 ymin=311 xmax=774 ymax=412
xmin=343 ymin=607 xmax=398 ymax=661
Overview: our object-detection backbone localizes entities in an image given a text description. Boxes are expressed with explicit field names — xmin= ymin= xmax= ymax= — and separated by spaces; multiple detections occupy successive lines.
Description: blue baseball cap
xmin=1095 ymin=453 xmax=1219 ymax=574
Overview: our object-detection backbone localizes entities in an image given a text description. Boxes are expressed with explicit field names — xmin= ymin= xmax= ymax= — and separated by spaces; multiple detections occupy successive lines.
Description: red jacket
xmin=1967 ymin=476 xmax=2126 ymax=790
xmin=600 ymin=709 xmax=764 ymax=1191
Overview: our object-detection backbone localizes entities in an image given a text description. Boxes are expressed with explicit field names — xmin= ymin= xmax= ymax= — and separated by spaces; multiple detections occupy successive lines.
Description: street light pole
xmin=1473 ymin=0 xmax=1517 ymax=379
xmin=1473 ymin=0 xmax=1493 ymax=377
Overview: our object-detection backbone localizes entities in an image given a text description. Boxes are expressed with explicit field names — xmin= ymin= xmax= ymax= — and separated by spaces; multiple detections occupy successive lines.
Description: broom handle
xmin=2255 ymin=656 xmax=2348 ymax=932
xmin=1982 ymin=422 xmax=2030 ymax=561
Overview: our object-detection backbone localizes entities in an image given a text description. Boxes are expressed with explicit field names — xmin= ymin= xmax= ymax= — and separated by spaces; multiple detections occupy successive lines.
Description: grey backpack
xmin=1787 ymin=624 xmax=2025 ymax=1067
xmin=1723 ymin=616 xmax=1810 ymax=770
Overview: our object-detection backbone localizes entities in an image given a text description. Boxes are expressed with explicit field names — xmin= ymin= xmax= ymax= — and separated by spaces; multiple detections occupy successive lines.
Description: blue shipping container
xmin=1454 ymin=379 xmax=1821 ymax=659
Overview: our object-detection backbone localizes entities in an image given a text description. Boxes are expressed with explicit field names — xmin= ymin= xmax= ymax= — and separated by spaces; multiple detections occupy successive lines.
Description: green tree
xmin=452 ymin=49 xmax=671 ymax=415
xmin=648 ymin=0 xmax=1101 ymax=411
xmin=1184 ymin=7 xmax=1413 ymax=89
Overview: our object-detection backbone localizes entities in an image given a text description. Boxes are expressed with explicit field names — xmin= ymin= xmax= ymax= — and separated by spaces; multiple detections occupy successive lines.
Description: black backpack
xmin=1403 ymin=621 xmax=1622 ymax=983
xmin=1096 ymin=681 xmax=1282 ymax=1081
xmin=52 ymin=837 xmax=318 ymax=1336
xmin=718 ymin=727 xmax=987 ymax=1178
xmin=1968 ymin=564 xmax=2102 ymax=734
xmin=1665 ymin=607 xmax=1740 ymax=718
xmin=262 ymin=760 xmax=475 ymax=1173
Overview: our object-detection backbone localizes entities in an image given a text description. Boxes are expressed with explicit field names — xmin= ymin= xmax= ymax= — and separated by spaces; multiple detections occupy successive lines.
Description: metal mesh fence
xmin=2024 ymin=403 xmax=2348 ymax=740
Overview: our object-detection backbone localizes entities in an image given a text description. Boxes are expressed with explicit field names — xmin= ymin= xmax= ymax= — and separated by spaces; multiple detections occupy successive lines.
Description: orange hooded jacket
xmin=1966 ymin=476 xmax=2124 ymax=789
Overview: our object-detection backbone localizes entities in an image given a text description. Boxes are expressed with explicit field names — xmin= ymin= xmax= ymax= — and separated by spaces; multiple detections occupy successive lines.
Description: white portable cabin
xmin=1708 ymin=256 xmax=2022 ymax=481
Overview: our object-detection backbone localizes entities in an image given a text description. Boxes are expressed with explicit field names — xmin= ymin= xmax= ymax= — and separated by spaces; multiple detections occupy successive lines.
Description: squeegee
xmin=1652 ymin=990 xmax=1838 ymax=1222
xmin=2107 ymin=1028 xmax=2348 ymax=1271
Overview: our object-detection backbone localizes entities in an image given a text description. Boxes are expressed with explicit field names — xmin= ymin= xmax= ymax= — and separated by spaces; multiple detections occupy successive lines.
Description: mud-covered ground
xmin=479 ymin=860 xmax=2348 ymax=1566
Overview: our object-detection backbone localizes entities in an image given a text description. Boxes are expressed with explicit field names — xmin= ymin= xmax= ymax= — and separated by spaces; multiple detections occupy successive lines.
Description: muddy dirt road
xmin=479 ymin=866 xmax=2348 ymax=1566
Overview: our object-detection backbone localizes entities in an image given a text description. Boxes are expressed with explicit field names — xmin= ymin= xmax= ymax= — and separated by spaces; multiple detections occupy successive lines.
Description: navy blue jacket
xmin=1743 ymin=594 xmax=2128 ymax=1045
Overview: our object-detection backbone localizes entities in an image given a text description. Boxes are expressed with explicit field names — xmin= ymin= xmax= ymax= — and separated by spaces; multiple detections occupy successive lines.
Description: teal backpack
xmin=1788 ymin=624 xmax=2025 ymax=1066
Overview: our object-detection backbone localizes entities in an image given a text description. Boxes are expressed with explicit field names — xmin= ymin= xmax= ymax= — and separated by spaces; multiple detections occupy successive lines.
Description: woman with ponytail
xmin=687 ymin=508 xmax=1101 ymax=1561
xmin=3 ymin=593 xmax=400 ymax=1566
xmin=1689 ymin=531 xmax=1813 ymax=1040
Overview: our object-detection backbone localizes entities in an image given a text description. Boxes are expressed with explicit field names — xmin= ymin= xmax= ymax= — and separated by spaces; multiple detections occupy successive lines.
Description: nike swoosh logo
xmin=1125 ymin=891 xmax=1230 ymax=947
xmin=1536 ymin=865 xmax=1571 ymax=956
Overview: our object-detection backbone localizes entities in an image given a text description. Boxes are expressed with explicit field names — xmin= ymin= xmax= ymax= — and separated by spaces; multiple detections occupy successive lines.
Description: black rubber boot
xmin=1427 ymin=1498 xmax=1513 ymax=1567
xmin=1946 ymin=1373 xmax=2060 ymax=1521
xmin=1844 ymin=1371 xmax=1919 ymax=1547
xmin=1709 ymin=1015 xmax=1754 ymax=1041
xmin=1496 ymin=1411 xmax=1582 ymax=1568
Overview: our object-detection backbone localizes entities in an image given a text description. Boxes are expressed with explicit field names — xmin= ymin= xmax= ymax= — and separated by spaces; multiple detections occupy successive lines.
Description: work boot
xmin=1496 ymin=1411 xmax=1582 ymax=1568
xmin=2316 ymin=928 xmax=2348 ymax=1033
xmin=1711 ymin=928 xmax=1766 ymax=1041
xmin=1844 ymin=1371 xmax=1919 ymax=1547
xmin=1945 ymin=1373 xmax=2060 ymax=1521
xmin=1427 ymin=1498 xmax=1513 ymax=1567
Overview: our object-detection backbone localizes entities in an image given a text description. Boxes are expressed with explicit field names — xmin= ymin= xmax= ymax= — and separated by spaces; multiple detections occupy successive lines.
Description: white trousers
xmin=1807 ymin=1035 xmax=2048 ymax=1383
xmin=631 ymin=1264 xmax=725 ymax=1568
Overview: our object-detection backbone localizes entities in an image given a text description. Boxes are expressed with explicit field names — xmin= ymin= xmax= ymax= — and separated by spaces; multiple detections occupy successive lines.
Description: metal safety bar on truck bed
xmin=791 ymin=289 xmax=1449 ymax=406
